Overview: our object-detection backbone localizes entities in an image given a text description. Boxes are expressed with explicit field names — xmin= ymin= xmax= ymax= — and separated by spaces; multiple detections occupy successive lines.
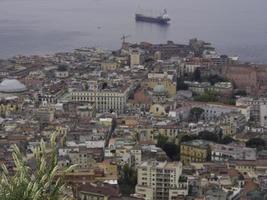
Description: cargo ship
xmin=135 ymin=9 xmax=170 ymax=25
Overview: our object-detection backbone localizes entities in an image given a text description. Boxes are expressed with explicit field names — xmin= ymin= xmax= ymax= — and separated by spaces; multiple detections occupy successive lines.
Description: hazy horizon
xmin=0 ymin=0 xmax=266 ymax=63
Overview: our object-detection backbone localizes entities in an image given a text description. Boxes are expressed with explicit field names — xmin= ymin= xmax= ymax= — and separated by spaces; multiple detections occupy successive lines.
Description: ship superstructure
xmin=135 ymin=9 xmax=170 ymax=25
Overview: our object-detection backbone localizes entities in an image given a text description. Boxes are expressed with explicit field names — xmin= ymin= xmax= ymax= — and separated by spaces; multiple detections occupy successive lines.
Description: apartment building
xmin=200 ymin=103 xmax=249 ymax=122
xmin=58 ymin=146 xmax=104 ymax=169
xmin=180 ymin=140 xmax=211 ymax=165
xmin=137 ymin=124 xmax=180 ymax=144
xmin=101 ymin=60 xmax=120 ymax=71
xmin=211 ymin=143 xmax=256 ymax=162
xmin=35 ymin=106 xmax=55 ymax=123
xmin=236 ymin=97 xmax=267 ymax=127
xmin=135 ymin=161 xmax=184 ymax=200
xmin=219 ymin=111 xmax=246 ymax=135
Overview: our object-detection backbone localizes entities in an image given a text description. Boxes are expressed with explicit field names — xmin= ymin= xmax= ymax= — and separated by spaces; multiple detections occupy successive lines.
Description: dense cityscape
xmin=0 ymin=38 xmax=267 ymax=200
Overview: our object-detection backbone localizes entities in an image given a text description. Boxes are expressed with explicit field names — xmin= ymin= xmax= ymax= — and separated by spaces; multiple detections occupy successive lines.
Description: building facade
xmin=135 ymin=161 xmax=183 ymax=200
xmin=180 ymin=140 xmax=211 ymax=165
xmin=147 ymin=73 xmax=177 ymax=97
xmin=236 ymin=97 xmax=267 ymax=127
xmin=71 ymin=85 xmax=132 ymax=114
xmin=211 ymin=143 xmax=256 ymax=162
xmin=219 ymin=112 xmax=246 ymax=135
xmin=130 ymin=50 xmax=141 ymax=67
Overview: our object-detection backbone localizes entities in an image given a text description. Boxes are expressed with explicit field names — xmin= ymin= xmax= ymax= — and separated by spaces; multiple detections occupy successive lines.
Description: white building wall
xmin=260 ymin=104 xmax=267 ymax=127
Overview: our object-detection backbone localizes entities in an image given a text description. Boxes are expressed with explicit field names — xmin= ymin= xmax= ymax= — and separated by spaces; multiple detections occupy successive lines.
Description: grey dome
xmin=0 ymin=79 xmax=27 ymax=93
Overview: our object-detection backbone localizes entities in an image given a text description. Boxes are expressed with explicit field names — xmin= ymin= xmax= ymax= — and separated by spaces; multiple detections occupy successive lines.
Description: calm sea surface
xmin=0 ymin=0 xmax=266 ymax=63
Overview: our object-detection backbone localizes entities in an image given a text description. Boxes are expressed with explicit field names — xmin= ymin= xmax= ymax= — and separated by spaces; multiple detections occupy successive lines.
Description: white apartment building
xmin=211 ymin=143 xmax=257 ymax=162
xmin=200 ymin=103 xmax=250 ymax=122
xmin=236 ymin=97 xmax=267 ymax=127
xmin=135 ymin=161 xmax=185 ymax=200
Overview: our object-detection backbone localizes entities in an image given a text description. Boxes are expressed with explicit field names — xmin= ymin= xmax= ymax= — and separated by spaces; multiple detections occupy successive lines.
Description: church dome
xmin=0 ymin=79 xmax=27 ymax=93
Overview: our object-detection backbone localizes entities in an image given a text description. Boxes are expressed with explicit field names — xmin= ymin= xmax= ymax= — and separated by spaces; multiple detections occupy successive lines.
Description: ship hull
xmin=135 ymin=14 xmax=170 ymax=24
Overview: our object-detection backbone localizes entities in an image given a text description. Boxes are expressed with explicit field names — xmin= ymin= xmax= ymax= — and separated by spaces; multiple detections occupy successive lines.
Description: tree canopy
xmin=157 ymin=134 xmax=179 ymax=161
xmin=194 ymin=91 xmax=219 ymax=102
xmin=193 ymin=68 xmax=201 ymax=82
xmin=157 ymin=134 xmax=169 ymax=148
xmin=176 ymin=79 xmax=189 ymax=91
xmin=220 ymin=135 xmax=236 ymax=144
xmin=118 ymin=164 xmax=137 ymax=195
xmin=162 ymin=143 xmax=180 ymax=161
xmin=180 ymin=131 xmax=235 ymax=145
xmin=205 ymin=74 xmax=226 ymax=85
xmin=189 ymin=107 xmax=204 ymax=122
xmin=198 ymin=130 xmax=219 ymax=143
xmin=246 ymin=138 xmax=266 ymax=151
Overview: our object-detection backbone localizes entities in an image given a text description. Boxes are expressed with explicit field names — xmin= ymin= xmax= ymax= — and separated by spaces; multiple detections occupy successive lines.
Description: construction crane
xmin=121 ymin=35 xmax=131 ymax=43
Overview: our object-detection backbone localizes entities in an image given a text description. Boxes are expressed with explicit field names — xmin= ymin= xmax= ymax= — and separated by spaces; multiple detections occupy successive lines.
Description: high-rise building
xmin=135 ymin=161 xmax=186 ymax=200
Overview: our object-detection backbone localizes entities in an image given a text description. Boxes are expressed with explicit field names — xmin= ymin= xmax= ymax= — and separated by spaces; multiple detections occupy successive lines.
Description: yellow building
xmin=137 ymin=125 xmax=180 ymax=144
xmin=157 ymin=126 xmax=180 ymax=141
xmin=147 ymin=73 xmax=176 ymax=97
xmin=180 ymin=140 xmax=211 ymax=165
xmin=57 ymin=162 xmax=118 ymax=184
xmin=101 ymin=61 xmax=120 ymax=71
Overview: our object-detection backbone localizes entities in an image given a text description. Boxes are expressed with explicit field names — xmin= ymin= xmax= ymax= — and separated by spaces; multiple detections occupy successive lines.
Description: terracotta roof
xmin=240 ymin=178 xmax=259 ymax=198
xmin=232 ymin=159 xmax=267 ymax=166
xmin=78 ymin=183 xmax=120 ymax=197
xmin=130 ymin=88 xmax=152 ymax=105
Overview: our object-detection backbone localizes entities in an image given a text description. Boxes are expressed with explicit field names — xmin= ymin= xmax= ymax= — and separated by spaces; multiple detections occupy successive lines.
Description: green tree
xmin=180 ymin=134 xmax=198 ymax=143
xmin=193 ymin=68 xmax=201 ymax=82
xmin=0 ymin=133 xmax=76 ymax=200
xmin=205 ymin=74 xmax=226 ymax=85
xmin=189 ymin=107 xmax=204 ymax=122
xmin=222 ymin=98 xmax=236 ymax=105
xmin=194 ymin=91 xmax=219 ymax=102
xmin=234 ymin=90 xmax=247 ymax=97
xmin=162 ymin=143 xmax=180 ymax=161
xmin=198 ymin=130 xmax=219 ymax=143
xmin=246 ymin=138 xmax=266 ymax=151
xmin=119 ymin=164 xmax=137 ymax=195
xmin=156 ymin=134 xmax=169 ymax=148
xmin=176 ymin=79 xmax=188 ymax=91
xmin=156 ymin=134 xmax=180 ymax=161
xmin=220 ymin=135 xmax=236 ymax=144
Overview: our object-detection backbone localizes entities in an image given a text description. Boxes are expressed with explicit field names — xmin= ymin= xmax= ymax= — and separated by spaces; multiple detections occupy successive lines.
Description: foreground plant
xmin=0 ymin=133 xmax=76 ymax=200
